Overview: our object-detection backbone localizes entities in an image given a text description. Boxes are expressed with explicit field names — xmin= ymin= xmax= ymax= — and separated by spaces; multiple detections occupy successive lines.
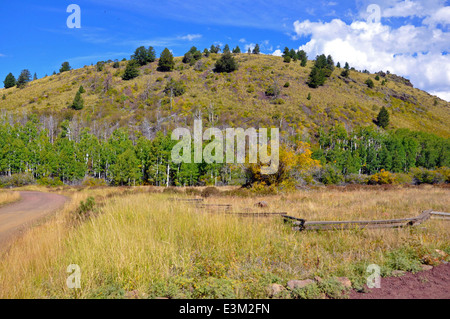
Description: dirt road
xmin=0 ymin=191 xmax=68 ymax=250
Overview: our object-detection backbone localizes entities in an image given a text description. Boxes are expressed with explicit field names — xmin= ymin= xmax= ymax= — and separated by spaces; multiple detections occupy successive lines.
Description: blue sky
xmin=1 ymin=1 xmax=449 ymax=100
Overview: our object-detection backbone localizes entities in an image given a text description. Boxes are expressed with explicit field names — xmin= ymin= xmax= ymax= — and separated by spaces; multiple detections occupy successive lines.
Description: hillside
xmin=1 ymin=53 xmax=449 ymax=139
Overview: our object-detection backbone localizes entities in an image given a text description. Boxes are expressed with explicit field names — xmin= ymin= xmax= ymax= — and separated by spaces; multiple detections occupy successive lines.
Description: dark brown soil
xmin=350 ymin=263 xmax=450 ymax=299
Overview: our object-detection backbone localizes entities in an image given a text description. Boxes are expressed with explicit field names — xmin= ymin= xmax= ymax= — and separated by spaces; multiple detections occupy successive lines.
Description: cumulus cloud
xmin=272 ymin=49 xmax=283 ymax=56
xmin=293 ymin=3 xmax=450 ymax=101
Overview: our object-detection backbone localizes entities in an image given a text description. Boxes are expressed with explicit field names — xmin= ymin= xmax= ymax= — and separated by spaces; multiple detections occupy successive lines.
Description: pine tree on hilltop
xmin=377 ymin=106 xmax=390 ymax=129
xmin=158 ymin=48 xmax=175 ymax=72
xmin=71 ymin=91 xmax=84 ymax=110
xmin=3 ymin=73 xmax=16 ymax=89
xmin=59 ymin=62 xmax=72 ymax=73
xmin=122 ymin=60 xmax=140 ymax=80
xmin=252 ymin=44 xmax=260 ymax=54
xmin=147 ymin=46 xmax=156 ymax=63
xmin=223 ymin=44 xmax=230 ymax=53
xmin=16 ymin=69 xmax=31 ymax=88
xmin=232 ymin=46 xmax=241 ymax=54
xmin=131 ymin=46 xmax=148 ymax=66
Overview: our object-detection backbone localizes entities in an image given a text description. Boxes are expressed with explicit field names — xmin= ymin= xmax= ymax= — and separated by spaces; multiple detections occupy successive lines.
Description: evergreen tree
xmin=16 ymin=69 xmax=31 ymax=88
xmin=33 ymin=73 xmax=38 ymax=81
xmin=232 ymin=46 xmax=241 ymax=53
xmin=132 ymin=46 xmax=149 ymax=66
xmin=59 ymin=62 xmax=71 ymax=73
xmin=223 ymin=44 xmax=230 ymax=53
xmin=158 ymin=48 xmax=175 ymax=72
xmin=252 ymin=44 xmax=260 ymax=54
xmin=147 ymin=46 xmax=156 ymax=63
xmin=377 ymin=106 xmax=390 ymax=129
xmin=210 ymin=45 xmax=220 ymax=54
xmin=247 ymin=47 xmax=251 ymax=54
xmin=78 ymin=85 xmax=85 ymax=93
xmin=214 ymin=51 xmax=238 ymax=73
xmin=336 ymin=62 xmax=341 ymax=68
xmin=122 ymin=60 xmax=140 ymax=80
xmin=3 ymin=73 xmax=16 ymax=89
xmin=307 ymin=66 xmax=326 ymax=88
xmin=70 ymin=91 xmax=84 ymax=110
xmin=298 ymin=50 xmax=307 ymax=66
xmin=344 ymin=62 xmax=350 ymax=70
xmin=203 ymin=48 xmax=210 ymax=57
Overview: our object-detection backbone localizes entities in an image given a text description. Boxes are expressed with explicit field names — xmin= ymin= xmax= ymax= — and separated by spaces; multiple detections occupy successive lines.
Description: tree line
xmin=0 ymin=117 xmax=447 ymax=187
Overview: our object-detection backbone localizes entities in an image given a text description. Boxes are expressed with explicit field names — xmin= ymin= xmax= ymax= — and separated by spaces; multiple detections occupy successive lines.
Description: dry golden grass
xmin=0 ymin=190 xmax=20 ymax=206
xmin=0 ymin=185 xmax=448 ymax=299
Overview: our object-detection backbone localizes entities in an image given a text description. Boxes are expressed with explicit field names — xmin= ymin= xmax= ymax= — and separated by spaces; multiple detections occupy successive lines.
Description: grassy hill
xmin=1 ymin=53 xmax=449 ymax=138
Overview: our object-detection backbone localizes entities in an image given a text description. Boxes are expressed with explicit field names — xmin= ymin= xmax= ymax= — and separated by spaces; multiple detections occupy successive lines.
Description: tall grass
xmin=0 ymin=191 xmax=20 ymax=206
xmin=0 ymin=186 xmax=448 ymax=298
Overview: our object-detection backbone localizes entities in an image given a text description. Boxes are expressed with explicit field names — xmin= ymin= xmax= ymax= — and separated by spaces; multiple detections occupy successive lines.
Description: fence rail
xmin=283 ymin=210 xmax=449 ymax=231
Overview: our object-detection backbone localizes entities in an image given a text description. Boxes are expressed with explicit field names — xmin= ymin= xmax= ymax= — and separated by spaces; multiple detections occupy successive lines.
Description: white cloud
xmin=179 ymin=34 xmax=202 ymax=41
xmin=272 ymin=49 xmax=283 ymax=56
xmin=239 ymin=38 xmax=246 ymax=43
xmin=293 ymin=5 xmax=450 ymax=101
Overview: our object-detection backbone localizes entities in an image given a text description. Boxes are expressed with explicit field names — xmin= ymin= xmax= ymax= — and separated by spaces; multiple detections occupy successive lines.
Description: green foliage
xmin=131 ymin=46 xmax=156 ymax=66
xmin=122 ymin=60 xmax=140 ymax=80
xmin=365 ymin=78 xmax=374 ymax=88
xmin=163 ymin=79 xmax=186 ymax=97
xmin=78 ymin=85 xmax=85 ymax=93
xmin=37 ymin=176 xmax=64 ymax=186
xmin=315 ymin=164 xmax=344 ymax=185
xmin=96 ymin=61 xmax=105 ymax=72
xmin=16 ymin=69 xmax=31 ymax=88
xmin=232 ymin=46 xmax=241 ymax=53
xmin=214 ymin=52 xmax=238 ymax=73
xmin=3 ymin=73 xmax=16 ymax=89
xmin=210 ymin=45 xmax=220 ymax=54
xmin=158 ymin=48 xmax=175 ymax=72
xmin=59 ymin=62 xmax=71 ymax=73
xmin=75 ymin=196 xmax=96 ymax=219
xmin=0 ymin=173 xmax=35 ymax=188
xmin=376 ymin=106 xmax=390 ymax=129
xmin=252 ymin=44 xmax=260 ymax=54
xmin=70 ymin=91 xmax=84 ymax=110
xmin=307 ymin=92 xmax=311 ymax=100
xmin=298 ymin=50 xmax=307 ymax=66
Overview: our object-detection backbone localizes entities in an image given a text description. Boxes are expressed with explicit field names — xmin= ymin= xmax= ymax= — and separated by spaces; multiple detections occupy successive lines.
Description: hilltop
xmin=1 ymin=53 xmax=449 ymax=139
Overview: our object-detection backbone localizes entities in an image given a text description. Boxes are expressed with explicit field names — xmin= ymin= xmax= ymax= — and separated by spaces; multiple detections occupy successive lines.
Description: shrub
xmin=214 ymin=52 xmax=238 ymax=73
xmin=37 ymin=176 xmax=64 ymax=187
xmin=75 ymin=196 xmax=96 ymax=219
xmin=344 ymin=173 xmax=369 ymax=185
xmin=163 ymin=79 xmax=186 ymax=97
xmin=315 ymin=165 xmax=344 ymax=185
xmin=284 ymin=82 xmax=290 ymax=88
xmin=411 ymin=167 xmax=446 ymax=184
xmin=82 ymin=177 xmax=108 ymax=187
xmin=365 ymin=78 xmax=374 ymax=88
xmin=0 ymin=173 xmax=36 ymax=188
xmin=201 ymin=186 xmax=220 ymax=198
xmin=369 ymin=170 xmax=397 ymax=185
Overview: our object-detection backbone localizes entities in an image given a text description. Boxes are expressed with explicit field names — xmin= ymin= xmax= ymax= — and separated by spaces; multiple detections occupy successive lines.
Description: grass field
xmin=0 ymin=190 xmax=20 ymax=206
xmin=0 ymin=185 xmax=448 ymax=299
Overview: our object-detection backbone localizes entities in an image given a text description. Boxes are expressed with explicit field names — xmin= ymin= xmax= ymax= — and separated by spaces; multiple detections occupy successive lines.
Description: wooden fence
xmin=283 ymin=210 xmax=450 ymax=231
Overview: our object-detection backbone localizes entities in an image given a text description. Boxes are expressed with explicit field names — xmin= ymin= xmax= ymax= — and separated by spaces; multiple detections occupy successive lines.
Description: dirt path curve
xmin=0 ymin=191 xmax=68 ymax=250
xmin=350 ymin=263 xmax=450 ymax=299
